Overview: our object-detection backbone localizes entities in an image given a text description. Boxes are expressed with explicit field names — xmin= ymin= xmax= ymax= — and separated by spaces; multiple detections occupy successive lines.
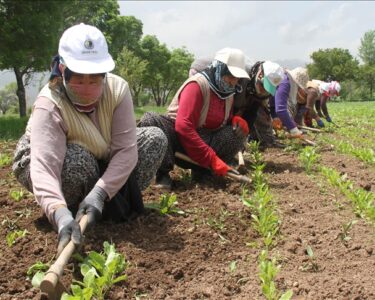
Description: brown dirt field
xmin=0 ymin=140 xmax=374 ymax=300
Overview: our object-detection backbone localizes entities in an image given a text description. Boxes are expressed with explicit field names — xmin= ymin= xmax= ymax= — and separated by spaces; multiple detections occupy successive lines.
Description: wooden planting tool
xmin=297 ymin=125 xmax=322 ymax=133
xmin=175 ymin=151 xmax=252 ymax=184
xmin=40 ymin=215 xmax=88 ymax=300
xmin=237 ymin=151 xmax=247 ymax=174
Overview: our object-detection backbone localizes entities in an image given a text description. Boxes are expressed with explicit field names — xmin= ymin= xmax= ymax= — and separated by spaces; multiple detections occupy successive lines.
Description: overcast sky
xmin=119 ymin=1 xmax=374 ymax=64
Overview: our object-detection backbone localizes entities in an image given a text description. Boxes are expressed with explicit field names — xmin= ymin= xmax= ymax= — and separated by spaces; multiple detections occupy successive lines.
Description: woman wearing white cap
xmin=300 ymin=79 xmax=332 ymax=128
xmin=138 ymin=48 xmax=250 ymax=188
xmin=234 ymin=60 xmax=284 ymax=148
xmin=12 ymin=23 xmax=167 ymax=254
xmin=315 ymin=81 xmax=341 ymax=124
xmin=270 ymin=67 xmax=310 ymax=138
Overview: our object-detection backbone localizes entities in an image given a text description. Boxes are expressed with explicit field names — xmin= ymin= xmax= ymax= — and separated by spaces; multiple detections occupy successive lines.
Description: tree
xmin=106 ymin=16 xmax=143 ymax=61
xmin=140 ymin=35 xmax=171 ymax=106
xmin=358 ymin=30 xmax=375 ymax=100
xmin=163 ymin=47 xmax=194 ymax=104
xmin=140 ymin=36 xmax=194 ymax=106
xmin=307 ymin=48 xmax=359 ymax=82
xmin=358 ymin=30 xmax=375 ymax=65
xmin=115 ymin=48 xmax=148 ymax=107
xmin=0 ymin=82 xmax=18 ymax=114
xmin=0 ymin=0 xmax=64 ymax=117
xmin=0 ymin=0 xmax=137 ymax=117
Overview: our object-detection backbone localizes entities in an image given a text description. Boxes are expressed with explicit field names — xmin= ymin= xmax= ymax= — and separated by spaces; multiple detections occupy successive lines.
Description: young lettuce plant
xmin=27 ymin=261 xmax=51 ymax=288
xmin=6 ymin=229 xmax=28 ymax=247
xmin=145 ymin=193 xmax=184 ymax=215
xmin=299 ymin=146 xmax=320 ymax=174
xmin=62 ymin=241 xmax=128 ymax=300
xmin=9 ymin=189 xmax=25 ymax=202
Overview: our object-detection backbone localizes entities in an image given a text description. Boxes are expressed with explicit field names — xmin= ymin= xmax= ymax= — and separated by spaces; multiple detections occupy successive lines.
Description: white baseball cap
xmin=214 ymin=48 xmax=250 ymax=79
xmin=58 ymin=23 xmax=115 ymax=74
xmin=262 ymin=61 xmax=284 ymax=96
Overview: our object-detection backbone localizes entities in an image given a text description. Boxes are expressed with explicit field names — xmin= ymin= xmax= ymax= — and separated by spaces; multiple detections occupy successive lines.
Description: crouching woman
xmin=12 ymin=23 xmax=167 ymax=255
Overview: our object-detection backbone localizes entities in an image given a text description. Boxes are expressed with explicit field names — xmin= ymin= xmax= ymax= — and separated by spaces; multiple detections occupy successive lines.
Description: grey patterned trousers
xmin=138 ymin=112 xmax=247 ymax=174
xmin=12 ymin=127 xmax=167 ymax=207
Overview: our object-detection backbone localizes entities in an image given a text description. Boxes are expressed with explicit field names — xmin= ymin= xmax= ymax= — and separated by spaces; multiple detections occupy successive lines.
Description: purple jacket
xmin=272 ymin=74 xmax=296 ymax=130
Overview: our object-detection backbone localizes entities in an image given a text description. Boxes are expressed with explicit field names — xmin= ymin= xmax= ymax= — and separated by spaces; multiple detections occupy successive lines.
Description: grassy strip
xmin=242 ymin=141 xmax=293 ymax=300
xmin=298 ymin=146 xmax=375 ymax=225
xmin=320 ymin=166 xmax=375 ymax=223
xmin=321 ymin=136 xmax=375 ymax=166
xmin=0 ymin=115 xmax=29 ymax=140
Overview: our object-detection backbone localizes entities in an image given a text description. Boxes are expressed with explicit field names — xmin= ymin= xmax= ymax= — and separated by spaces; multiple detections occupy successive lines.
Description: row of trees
xmin=0 ymin=0 xmax=194 ymax=117
xmin=1 ymin=1 xmax=374 ymax=117
xmin=307 ymin=30 xmax=375 ymax=101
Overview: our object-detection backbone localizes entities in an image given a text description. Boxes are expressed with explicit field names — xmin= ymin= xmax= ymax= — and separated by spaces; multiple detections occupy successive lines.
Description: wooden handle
xmin=175 ymin=152 xmax=251 ymax=184
xmin=40 ymin=215 xmax=88 ymax=296
xmin=238 ymin=151 xmax=245 ymax=167
xmin=302 ymin=137 xmax=316 ymax=146
xmin=297 ymin=125 xmax=322 ymax=133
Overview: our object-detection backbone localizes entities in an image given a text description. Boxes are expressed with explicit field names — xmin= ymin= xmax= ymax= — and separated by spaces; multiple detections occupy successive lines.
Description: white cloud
xmin=119 ymin=1 xmax=375 ymax=62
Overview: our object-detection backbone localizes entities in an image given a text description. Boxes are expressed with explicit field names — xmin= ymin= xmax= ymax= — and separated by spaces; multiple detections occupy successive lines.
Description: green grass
xmin=0 ymin=105 xmax=166 ymax=140
xmin=0 ymin=115 xmax=29 ymax=140
xmin=134 ymin=105 xmax=166 ymax=120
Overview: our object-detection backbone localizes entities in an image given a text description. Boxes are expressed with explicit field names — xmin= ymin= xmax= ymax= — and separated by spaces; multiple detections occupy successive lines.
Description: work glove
xmin=272 ymin=117 xmax=283 ymax=130
xmin=325 ymin=116 xmax=332 ymax=123
xmin=55 ymin=207 xmax=82 ymax=256
xmin=288 ymin=127 xmax=304 ymax=139
xmin=210 ymin=155 xmax=231 ymax=176
xmin=232 ymin=116 xmax=249 ymax=138
xmin=316 ymin=119 xmax=325 ymax=128
xmin=76 ymin=185 xmax=107 ymax=228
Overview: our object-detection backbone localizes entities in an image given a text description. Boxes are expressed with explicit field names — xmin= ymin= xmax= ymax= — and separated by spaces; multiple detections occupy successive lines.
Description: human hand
xmin=325 ymin=116 xmax=332 ymax=123
xmin=288 ymin=127 xmax=303 ymax=139
xmin=75 ymin=185 xmax=107 ymax=228
xmin=54 ymin=207 xmax=82 ymax=256
xmin=232 ymin=116 xmax=249 ymax=137
xmin=210 ymin=155 xmax=231 ymax=176
xmin=316 ymin=119 xmax=325 ymax=128
xmin=272 ymin=118 xmax=283 ymax=130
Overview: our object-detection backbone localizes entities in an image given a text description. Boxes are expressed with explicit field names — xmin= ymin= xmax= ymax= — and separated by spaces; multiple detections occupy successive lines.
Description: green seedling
xmin=258 ymin=250 xmax=293 ymax=300
xmin=1 ymin=216 xmax=19 ymax=231
xmin=339 ymin=220 xmax=358 ymax=242
xmin=299 ymin=146 xmax=320 ymax=174
xmin=300 ymin=245 xmax=319 ymax=272
xmin=145 ymin=193 xmax=184 ymax=215
xmin=15 ymin=208 xmax=32 ymax=218
xmin=207 ymin=208 xmax=230 ymax=233
xmin=229 ymin=260 xmax=237 ymax=275
xmin=27 ymin=261 xmax=51 ymax=288
xmin=0 ymin=153 xmax=12 ymax=168
xmin=62 ymin=242 xmax=128 ymax=300
xmin=6 ymin=229 xmax=28 ymax=247
xmin=321 ymin=166 xmax=375 ymax=224
xmin=9 ymin=188 xmax=25 ymax=202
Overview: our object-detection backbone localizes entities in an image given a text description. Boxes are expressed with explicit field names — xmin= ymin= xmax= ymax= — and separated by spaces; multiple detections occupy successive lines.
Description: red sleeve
xmin=175 ymin=82 xmax=216 ymax=168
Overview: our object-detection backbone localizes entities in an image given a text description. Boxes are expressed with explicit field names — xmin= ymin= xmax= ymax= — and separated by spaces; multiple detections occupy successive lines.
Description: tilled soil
xmin=0 ymin=141 xmax=374 ymax=300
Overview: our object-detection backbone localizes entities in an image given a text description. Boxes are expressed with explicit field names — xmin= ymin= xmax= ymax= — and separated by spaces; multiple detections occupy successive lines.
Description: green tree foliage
xmin=358 ymin=30 xmax=375 ymax=65
xmin=140 ymin=35 xmax=171 ymax=106
xmin=307 ymin=48 xmax=359 ymax=82
xmin=0 ymin=0 xmax=64 ymax=117
xmin=0 ymin=0 xmax=139 ymax=117
xmin=115 ymin=48 xmax=148 ymax=107
xmin=0 ymin=82 xmax=18 ymax=114
xmin=140 ymin=35 xmax=194 ymax=106
xmin=106 ymin=16 xmax=143 ymax=60
xmin=358 ymin=30 xmax=375 ymax=100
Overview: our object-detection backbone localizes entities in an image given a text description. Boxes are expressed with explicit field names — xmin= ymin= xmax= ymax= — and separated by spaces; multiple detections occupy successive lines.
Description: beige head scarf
xmin=285 ymin=67 xmax=309 ymax=117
